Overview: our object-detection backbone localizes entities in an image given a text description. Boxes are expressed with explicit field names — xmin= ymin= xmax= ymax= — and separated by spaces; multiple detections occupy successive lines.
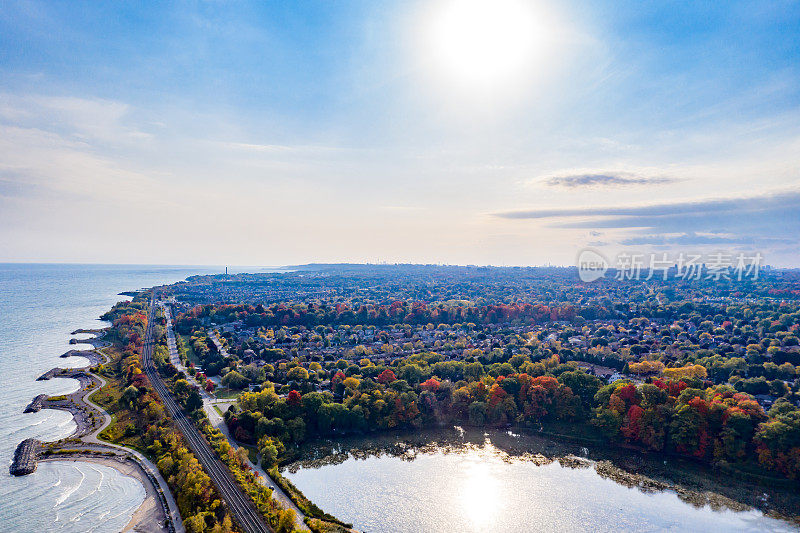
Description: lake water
xmin=0 ymin=264 xmax=225 ymax=532
xmin=284 ymin=429 xmax=799 ymax=533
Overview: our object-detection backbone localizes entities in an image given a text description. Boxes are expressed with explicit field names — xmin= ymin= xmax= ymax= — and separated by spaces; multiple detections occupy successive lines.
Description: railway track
xmin=142 ymin=294 xmax=273 ymax=533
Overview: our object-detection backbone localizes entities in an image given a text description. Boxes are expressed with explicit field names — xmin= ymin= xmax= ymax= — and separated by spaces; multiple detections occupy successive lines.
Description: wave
xmin=55 ymin=466 xmax=85 ymax=507
xmin=1 ymin=264 xmax=210 ymax=532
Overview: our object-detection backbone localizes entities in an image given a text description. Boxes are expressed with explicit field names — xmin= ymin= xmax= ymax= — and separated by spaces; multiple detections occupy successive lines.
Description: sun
xmin=429 ymin=0 xmax=542 ymax=88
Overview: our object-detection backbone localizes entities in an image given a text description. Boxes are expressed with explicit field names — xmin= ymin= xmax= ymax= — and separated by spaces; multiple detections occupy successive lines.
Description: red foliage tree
xmin=376 ymin=369 xmax=397 ymax=384
xmin=286 ymin=390 xmax=301 ymax=407
xmin=420 ymin=377 xmax=440 ymax=392
xmin=621 ymin=405 xmax=645 ymax=441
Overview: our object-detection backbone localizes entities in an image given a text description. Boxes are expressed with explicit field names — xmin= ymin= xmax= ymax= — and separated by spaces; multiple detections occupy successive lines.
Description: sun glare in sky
xmin=428 ymin=0 xmax=544 ymax=89
xmin=0 ymin=2 xmax=798 ymax=265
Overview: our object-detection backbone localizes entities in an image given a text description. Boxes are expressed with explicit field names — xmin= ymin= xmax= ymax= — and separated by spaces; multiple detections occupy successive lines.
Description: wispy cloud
xmin=543 ymin=172 xmax=678 ymax=188
xmin=380 ymin=205 xmax=423 ymax=212
xmin=0 ymin=93 xmax=137 ymax=143
xmin=223 ymin=142 xmax=340 ymax=154
xmin=494 ymin=189 xmax=800 ymax=257
xmin=619 ymin=232 xmax=795 ymax=247
xmin=493 ymin=189 xmax=800 ymax=220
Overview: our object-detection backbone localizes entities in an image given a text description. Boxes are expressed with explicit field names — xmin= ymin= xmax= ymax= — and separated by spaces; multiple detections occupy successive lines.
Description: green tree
xmin=121 ymin=385 xmax=139 ymax=407
xmin=222 ymin=370 xmax=249 ymax=390
xmin=557 ymin=371 xmax=602 ymax=410
xmin=468 ymin=401 xmax=487 ymax=426
xmin=287 ymin=366 xmax=309 ymax=381
xmin=186 ymin=389 xmax=203 ymax=412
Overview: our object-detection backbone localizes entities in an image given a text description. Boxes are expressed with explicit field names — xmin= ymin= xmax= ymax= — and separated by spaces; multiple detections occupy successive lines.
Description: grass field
xmin=180 ymin=334 xmax=201 ymax=366
xmin=92 ymin=360 xmax=148 ymax=454
xmin=214 ymin=387 xmax=242 ymax=400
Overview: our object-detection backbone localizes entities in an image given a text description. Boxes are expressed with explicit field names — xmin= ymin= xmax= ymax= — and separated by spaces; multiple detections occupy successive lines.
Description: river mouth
xmin=283 ymin=426 xmax=800 ymax=533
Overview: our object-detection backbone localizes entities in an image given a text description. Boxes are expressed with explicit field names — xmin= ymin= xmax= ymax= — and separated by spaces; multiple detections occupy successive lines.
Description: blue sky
xmin=0 ymin=1 xmax=798 ymax=266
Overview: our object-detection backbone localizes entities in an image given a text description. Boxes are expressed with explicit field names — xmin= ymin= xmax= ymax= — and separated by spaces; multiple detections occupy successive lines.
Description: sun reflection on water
xmin=459 ymin=443 xmax=503 ymax=529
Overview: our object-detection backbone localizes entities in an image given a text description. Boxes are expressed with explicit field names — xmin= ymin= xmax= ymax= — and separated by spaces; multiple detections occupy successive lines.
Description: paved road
xmin=143 ymin=295 xmax=273 ymax=533
xmin=83 ymin=372 xmax=186 ymax=533
xmin=67 ymin=336 xmax=185 ymax=531
xmin=208 ymin=328 xmax=232 ymax=358
xmin=159 ymin=302 xmax=308 ymax=531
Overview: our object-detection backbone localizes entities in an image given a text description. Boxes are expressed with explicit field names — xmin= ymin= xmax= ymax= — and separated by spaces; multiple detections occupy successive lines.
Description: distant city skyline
xmin=1 ymin=1 xmax=798 ymax=266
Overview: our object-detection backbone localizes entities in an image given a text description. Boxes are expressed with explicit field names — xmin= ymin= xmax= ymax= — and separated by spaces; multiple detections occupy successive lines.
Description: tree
xmin=670 ymin=399 xmax=710 ymax=458
xmin=259 ymin=437 xmax=280 ymax=467
xmin=287 ymin=417 xmax=306 ymax=443
xmin=420 ymin=377 xmax=440 ymax=392
xmin=186 ymin=389 xmax=203 ymax=412
xmin=755 ymin=408 xmax=800 ymax=478
xmin=173 ymin=379 xmax=190 ymax=397
xmin=397 ymin=363 xmax=426 ymax=384
xmin=236 ymin=446 xmax=249 ymax=465
xmin=222 ymin=370 xmax=249 ymax=390
xmin=593 ymin=407 xmax=623 ymax=438
xmin=287 ymin=366 xmax=309 ymax=381
xmin=468 ymin=401 xmax=487 ymax=425
xmin=464 ymin=361 xmax=484 ymax=381
xmin=185 ymin=514 xmax=206 ymax=533
xmin=663 ymin=364 xmax=708 ymax=380
xmin=343 ymin=377 xmax=360 ymax=390
xmin=628 ymin=360 xmax=665 ymax=375
xmin=121 ymin=385 xmax=139 ymax=406
xmin=376 ymin=368 xmax=397 ymax=384
xmin=286 ymin=389 xmax=302 ymax=408
xmin=277 ymin=509 xmax=296 ymax=533
xmin=558 ymin=371 xmax=602 ymax=411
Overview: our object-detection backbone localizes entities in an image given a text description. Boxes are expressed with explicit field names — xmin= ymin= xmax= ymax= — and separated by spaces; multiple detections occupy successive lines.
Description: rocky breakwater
xmin=36 ymin=367 xmax=67 ymax=381
xmin=68 ymin=329 xmax=108 ymax=349
xmin=10 ymin=438 xmax=40 ymax=476
xmin=60 ymin=349 xmax=103 ymax=365
xmin=24 ymin=394 xmax=48 ymax=413
xmin=30 ymin=369 xmax=102 ymax=438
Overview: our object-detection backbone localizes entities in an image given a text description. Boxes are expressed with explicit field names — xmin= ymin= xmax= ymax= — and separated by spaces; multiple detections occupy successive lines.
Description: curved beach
xmin=18 ymin=331 xmax=184 ymax=532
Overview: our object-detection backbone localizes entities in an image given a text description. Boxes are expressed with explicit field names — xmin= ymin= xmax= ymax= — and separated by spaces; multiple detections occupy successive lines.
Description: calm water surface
xmin=284 ymin=431 xmax=799 ymax=533
xmin=0 ymin=264 xmax=223 ymax=532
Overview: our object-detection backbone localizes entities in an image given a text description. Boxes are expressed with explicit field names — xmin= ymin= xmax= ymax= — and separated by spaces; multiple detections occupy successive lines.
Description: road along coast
xmin=12 ymin=328 xmax=184 ymax=533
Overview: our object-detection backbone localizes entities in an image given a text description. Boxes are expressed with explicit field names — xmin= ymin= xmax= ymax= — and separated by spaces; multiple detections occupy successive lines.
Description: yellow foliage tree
xmin=343 ymin=377 xmax=360 ymax=389
xmin=662 ymin=364 xmax=708 ymax=380
xmin=628 ymin=360 xmax=665 ymax=375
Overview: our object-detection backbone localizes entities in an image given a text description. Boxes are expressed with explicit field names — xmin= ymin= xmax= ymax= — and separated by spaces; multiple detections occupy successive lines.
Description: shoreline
xmin=285 ymin=425 xmax=800 ymax=527
xmin=18 ymin=328 xmax=184 ymax=533
xmin=40 ymin=452 xmax=170 ymax=533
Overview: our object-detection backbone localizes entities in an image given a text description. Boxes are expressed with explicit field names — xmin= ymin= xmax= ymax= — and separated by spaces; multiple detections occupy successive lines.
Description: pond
xmin=283 ymin=428 xmax=799 ymax=533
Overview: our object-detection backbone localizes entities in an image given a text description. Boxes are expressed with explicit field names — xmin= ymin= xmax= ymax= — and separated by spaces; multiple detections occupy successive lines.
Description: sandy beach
xmin=40 ymin=452 xmax=170 ymax=532
xmin=31 ymin=330 xmax=183 ymax=532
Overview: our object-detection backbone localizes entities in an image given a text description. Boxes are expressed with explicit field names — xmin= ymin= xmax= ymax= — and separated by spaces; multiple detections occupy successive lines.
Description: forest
xmin=156 ymin=265 xmax=800 ymax=483
xmin=101 ymin=265 xmax=800 ymax=533
xmin=100 ymin=300 xmax=299 ymax=532
xmin=226 ymin=352 xmax=800 ymax=481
